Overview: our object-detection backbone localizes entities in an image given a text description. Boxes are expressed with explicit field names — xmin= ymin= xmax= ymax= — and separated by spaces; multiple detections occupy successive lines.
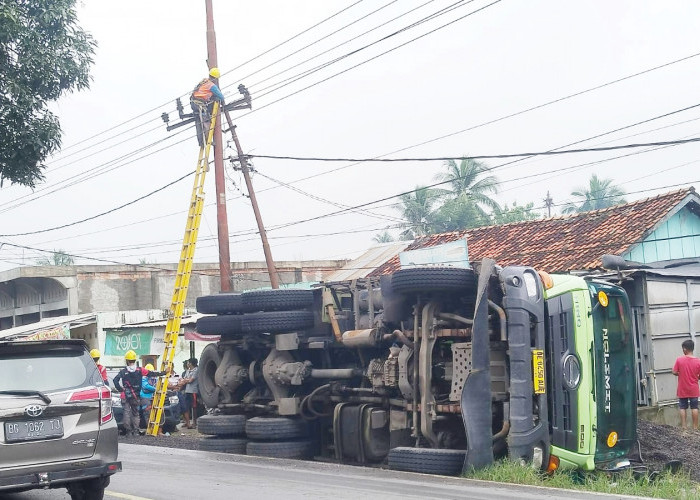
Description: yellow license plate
xmin=532 ymin=349 xmax=545 ymax=394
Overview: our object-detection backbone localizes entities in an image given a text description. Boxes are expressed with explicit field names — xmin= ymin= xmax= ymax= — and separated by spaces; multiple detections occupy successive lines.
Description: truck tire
xmin=246 ymin=439 xmax=314 ymax=459
xmin=196 ymin=293 xmax=243 ymax=315
xmin=241 ymin=289 xmax=314 ymax=313
xmin=196 ymin=315 xmax=242 ymax=335
xmin=198 ymin=344 xmax=221 ymax=409
xmin=388 ymin=447 xmax=466 ymax=476
xmin=197 ymin=414 xmax=246 ymax=436
xmin=199 ymin=436 xmax=248 ymax=454
xmin=391 ymin=268 xmax=477 ymax=295
xmin=241 ymin=310 xmax=314 ymax=334
xmin=245 ymin=417 xmax=309 ymax=440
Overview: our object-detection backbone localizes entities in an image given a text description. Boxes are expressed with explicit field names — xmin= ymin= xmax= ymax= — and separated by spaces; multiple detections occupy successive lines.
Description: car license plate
xmin=4 ymin=418 xmax=63 ymax=443
xmin=532 ymin=349 xmax=546 ymax=394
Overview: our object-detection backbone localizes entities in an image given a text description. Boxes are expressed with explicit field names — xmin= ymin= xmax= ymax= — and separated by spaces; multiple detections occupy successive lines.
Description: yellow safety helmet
xmin=125 ymin=350 xmax=137 ymax=362
xmin=90 ymin=348 xmax=101 ymax=360
xmin=209 ymin=67 xmax=220 ymax=79
xmin=145 ymin=363 xmax=155 ymax=371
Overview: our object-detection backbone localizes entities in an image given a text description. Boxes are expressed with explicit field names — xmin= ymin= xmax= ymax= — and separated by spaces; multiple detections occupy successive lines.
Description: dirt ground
xmin=634 ymin=419 xmax=700 ymax=481
xmin=121 ymin=420 xmax=700 ymax=482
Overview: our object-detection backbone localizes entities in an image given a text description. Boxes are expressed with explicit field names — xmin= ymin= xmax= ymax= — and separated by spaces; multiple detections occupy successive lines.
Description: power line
xmin=0 ymin=171 xmax=194 ymax=237
xmin=249 ymin=136 xmax=700 ymax=162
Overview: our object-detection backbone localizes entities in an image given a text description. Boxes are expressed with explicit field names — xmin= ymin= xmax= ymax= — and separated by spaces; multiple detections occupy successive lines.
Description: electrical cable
xmin=0 ymin=171 xmax=195 ymax=237
xmin=248 ymin=136 xmax=700 ymax=163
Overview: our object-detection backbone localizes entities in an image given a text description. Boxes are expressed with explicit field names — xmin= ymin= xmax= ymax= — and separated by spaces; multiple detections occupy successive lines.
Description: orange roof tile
xmin=370 ymin=188 xmax=697 ymax=275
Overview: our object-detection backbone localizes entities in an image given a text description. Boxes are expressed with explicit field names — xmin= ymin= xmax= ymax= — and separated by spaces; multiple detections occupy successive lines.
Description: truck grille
xmin=546 ymin=295 xmax=578 ymax=451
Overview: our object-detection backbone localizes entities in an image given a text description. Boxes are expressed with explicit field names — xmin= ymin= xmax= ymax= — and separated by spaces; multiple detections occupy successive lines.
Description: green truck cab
xmin=544 ymin=275 xmax=636 ymax=471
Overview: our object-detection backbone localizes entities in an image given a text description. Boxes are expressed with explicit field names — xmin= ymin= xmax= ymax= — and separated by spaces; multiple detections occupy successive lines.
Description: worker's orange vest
xmin=192 ymin=79 xmax=214 ymax=101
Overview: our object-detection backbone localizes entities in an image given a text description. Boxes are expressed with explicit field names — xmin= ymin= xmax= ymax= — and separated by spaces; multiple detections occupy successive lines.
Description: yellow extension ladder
xmin=146 ymin=102 xmax=219 ymax=436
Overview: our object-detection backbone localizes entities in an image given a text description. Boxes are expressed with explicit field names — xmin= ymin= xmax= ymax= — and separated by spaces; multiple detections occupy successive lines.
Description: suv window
xmin=0 ymin=351 xmax=100 ymax=392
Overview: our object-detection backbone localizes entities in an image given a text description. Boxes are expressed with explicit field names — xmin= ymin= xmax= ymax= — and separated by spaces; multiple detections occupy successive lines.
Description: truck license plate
xmin=4 ymin=418 xmax=63 ymax=443
xmin=532 ymin=349 xmax=545 ymax=394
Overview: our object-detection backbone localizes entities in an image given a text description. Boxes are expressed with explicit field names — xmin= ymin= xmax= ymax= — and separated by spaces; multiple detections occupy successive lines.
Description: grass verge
xmin=466 ymin=460 xmax=699 ymax=499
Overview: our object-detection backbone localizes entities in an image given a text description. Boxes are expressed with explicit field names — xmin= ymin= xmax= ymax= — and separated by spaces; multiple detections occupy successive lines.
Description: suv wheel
xmin=67 ymin=476 xmax=109 ymax=500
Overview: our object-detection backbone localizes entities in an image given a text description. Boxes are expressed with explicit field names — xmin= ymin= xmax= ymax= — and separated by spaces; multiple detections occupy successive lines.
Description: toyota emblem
xmin=25 ymin=405 xmax=44 ymax=418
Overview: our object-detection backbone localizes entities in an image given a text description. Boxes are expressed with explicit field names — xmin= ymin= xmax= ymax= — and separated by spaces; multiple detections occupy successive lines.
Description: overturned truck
xmin=194 ymin=256 xmax=636 ymax=475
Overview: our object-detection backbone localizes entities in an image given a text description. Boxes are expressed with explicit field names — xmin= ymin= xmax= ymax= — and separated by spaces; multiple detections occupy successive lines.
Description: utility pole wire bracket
xmin=162 ymin=85 xmax=252 ymax=132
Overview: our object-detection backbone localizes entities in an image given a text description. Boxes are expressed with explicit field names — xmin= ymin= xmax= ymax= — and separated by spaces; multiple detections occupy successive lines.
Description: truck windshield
xmin=589 ymin=282 xmax=636 ymax=463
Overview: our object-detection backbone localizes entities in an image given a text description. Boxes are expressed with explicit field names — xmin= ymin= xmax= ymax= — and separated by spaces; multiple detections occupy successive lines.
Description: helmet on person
xmin=125 ymin=350 xmax=137 ymax=361
xmin=209 ymin=67 xmax=220 ymax=78
xmin=90 ymin=348 xmax=101 ymax=360
xmin=145 ymin=363 xmax=155 ymax=371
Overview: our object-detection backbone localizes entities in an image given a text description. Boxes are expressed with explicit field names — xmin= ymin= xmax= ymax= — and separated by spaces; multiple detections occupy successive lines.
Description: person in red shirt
xmin=672 ymin=339 xmax=700 ymax=429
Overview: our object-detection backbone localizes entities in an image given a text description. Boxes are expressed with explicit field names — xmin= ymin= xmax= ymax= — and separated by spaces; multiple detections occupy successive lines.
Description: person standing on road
xmin=180 ymin=358 xmax=199 ymax=429
xmin=90 ymin=349 xmax=108 ymax=383
xmin=113 ymin=351 xmax=168 ymax=436
xmin=672 ymin=339 xmax=700 ymax=429
xmin=190 ymin=67 xmax=225 ymax=147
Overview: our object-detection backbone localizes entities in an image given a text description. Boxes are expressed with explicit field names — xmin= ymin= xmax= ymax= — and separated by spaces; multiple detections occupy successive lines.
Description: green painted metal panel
xmin=624 ymin=207 xmax=700 ymax=263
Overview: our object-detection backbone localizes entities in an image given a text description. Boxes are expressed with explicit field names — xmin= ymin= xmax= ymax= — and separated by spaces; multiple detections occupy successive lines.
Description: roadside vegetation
xmin=374 ymin=165 xmax=627 ymax=243
xmin=466 ymin=460 xmax=698 ymax=499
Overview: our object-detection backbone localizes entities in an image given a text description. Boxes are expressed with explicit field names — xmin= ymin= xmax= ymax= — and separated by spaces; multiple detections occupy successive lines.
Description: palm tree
xmin=562 ymin=174 xmax=626 ymax=214
xmin=396 ymin=186 xmax=437 ymax=239
xmin=372 ymin=231 xmax=394 ymax=243
xmin=433 ymin=158 xmax=500 ymax=218
xmin=36 ymin=250 xmax=74 ymax=266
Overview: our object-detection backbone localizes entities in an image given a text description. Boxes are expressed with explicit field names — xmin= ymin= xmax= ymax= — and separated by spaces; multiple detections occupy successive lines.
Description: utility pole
xmin=205 ymin=0 xmax=232 ymax=292
xmin=543 ymin=191 xmax=554 ymax=218
xmin=223 ymin=109 xmax=280 ymax=289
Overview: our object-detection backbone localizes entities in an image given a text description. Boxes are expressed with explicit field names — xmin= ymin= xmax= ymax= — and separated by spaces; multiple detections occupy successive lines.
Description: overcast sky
xmin=1 ymin=0 xmax=699 ymax=276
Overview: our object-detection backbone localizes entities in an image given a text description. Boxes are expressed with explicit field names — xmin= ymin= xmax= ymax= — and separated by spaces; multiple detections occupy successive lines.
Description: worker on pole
xmin=190 ymin=67 xmax=225 ymax=147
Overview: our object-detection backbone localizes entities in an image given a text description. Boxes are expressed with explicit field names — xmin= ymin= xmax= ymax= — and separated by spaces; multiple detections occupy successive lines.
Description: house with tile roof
xmin=370 ymin=187 xmax=700 ymax=276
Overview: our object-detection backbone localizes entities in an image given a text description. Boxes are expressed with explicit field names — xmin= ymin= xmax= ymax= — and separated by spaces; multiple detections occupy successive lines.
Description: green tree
xmin=36 ymin=249 xmax=74 ymax=266
xmin=1 ymin=0 xmax=96 ymax=187
xmin=396 ymin=186 xmax=437 ymax=239
xmin=562 ymin=174 xmax=627 ymax=214
xmin=372 ymin=230 xmax=394 ymax=243
xmin=492 ymin=201 xmax=541 ymax=225
xmin=431 ymin=195 xmax=492 ymax=232
xmin=434 ymin=158 xmax=500 ymax=218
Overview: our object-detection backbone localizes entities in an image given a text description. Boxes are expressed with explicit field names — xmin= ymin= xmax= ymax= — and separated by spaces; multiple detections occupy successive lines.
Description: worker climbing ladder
xmin=146 ymin=102 xmax=219 ymax=436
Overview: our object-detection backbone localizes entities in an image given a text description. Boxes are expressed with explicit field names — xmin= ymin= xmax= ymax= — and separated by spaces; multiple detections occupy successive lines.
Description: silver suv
xmin=0 ymin=339 xmax=121 ymax=499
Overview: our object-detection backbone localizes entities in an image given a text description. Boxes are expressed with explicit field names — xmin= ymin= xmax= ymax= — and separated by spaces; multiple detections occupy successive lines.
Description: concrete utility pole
xmin=223 ymin=109 xmax=280 ymax=289
xmin=205 ymin=0 xmax=232 ymax=292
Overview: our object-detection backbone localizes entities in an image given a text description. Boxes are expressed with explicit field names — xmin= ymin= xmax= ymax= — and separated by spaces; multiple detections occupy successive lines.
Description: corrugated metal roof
xmin=325 ymin=241 xmax=412 ymax=281
xmin=370 ymin=188 xmax=698 ymax=276
xmin=0 ymin=313 xmax=97 ymax=340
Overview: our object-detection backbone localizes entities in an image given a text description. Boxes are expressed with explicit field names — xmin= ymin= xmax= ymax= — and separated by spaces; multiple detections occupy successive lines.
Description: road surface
xmin=4 ymin=444 xmax=649 ymax=500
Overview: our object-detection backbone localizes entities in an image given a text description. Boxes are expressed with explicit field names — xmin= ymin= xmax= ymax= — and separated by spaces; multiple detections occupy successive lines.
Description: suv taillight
xmin=66 ymin=386 xmax=114 ymax=425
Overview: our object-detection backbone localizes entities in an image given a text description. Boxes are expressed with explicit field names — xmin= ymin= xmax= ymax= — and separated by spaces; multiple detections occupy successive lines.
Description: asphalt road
xmin=3 ymin=444 xmax=649 ymax=500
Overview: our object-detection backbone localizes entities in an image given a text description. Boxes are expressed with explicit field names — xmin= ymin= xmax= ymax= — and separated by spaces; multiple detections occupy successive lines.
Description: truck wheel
xmin=198 ymin=344 xmax=222 ymax=409
xmin=197 ymin=414 xmax=246 ymax=436
xmin=196 ymin=315 xmax=242 ymax=335
xmin=245 ymin=416 xmax=309 ymax=440
xmin=241 ymin=289 xmax=314 ymax=313
xmin=391 ymin=268 xmax=477 ymax=294
xmin=199 ymin=436 xmax=248 ymax=454
xmin=241 ymin=310 xmax=314 ymax=334
xmin=196 ymin=293 xmax=243 ymax=314
xmin=246 ymin=439 xmax=314 ymax=459
xmin=388 ymin=447 xmax=466 ymax=476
